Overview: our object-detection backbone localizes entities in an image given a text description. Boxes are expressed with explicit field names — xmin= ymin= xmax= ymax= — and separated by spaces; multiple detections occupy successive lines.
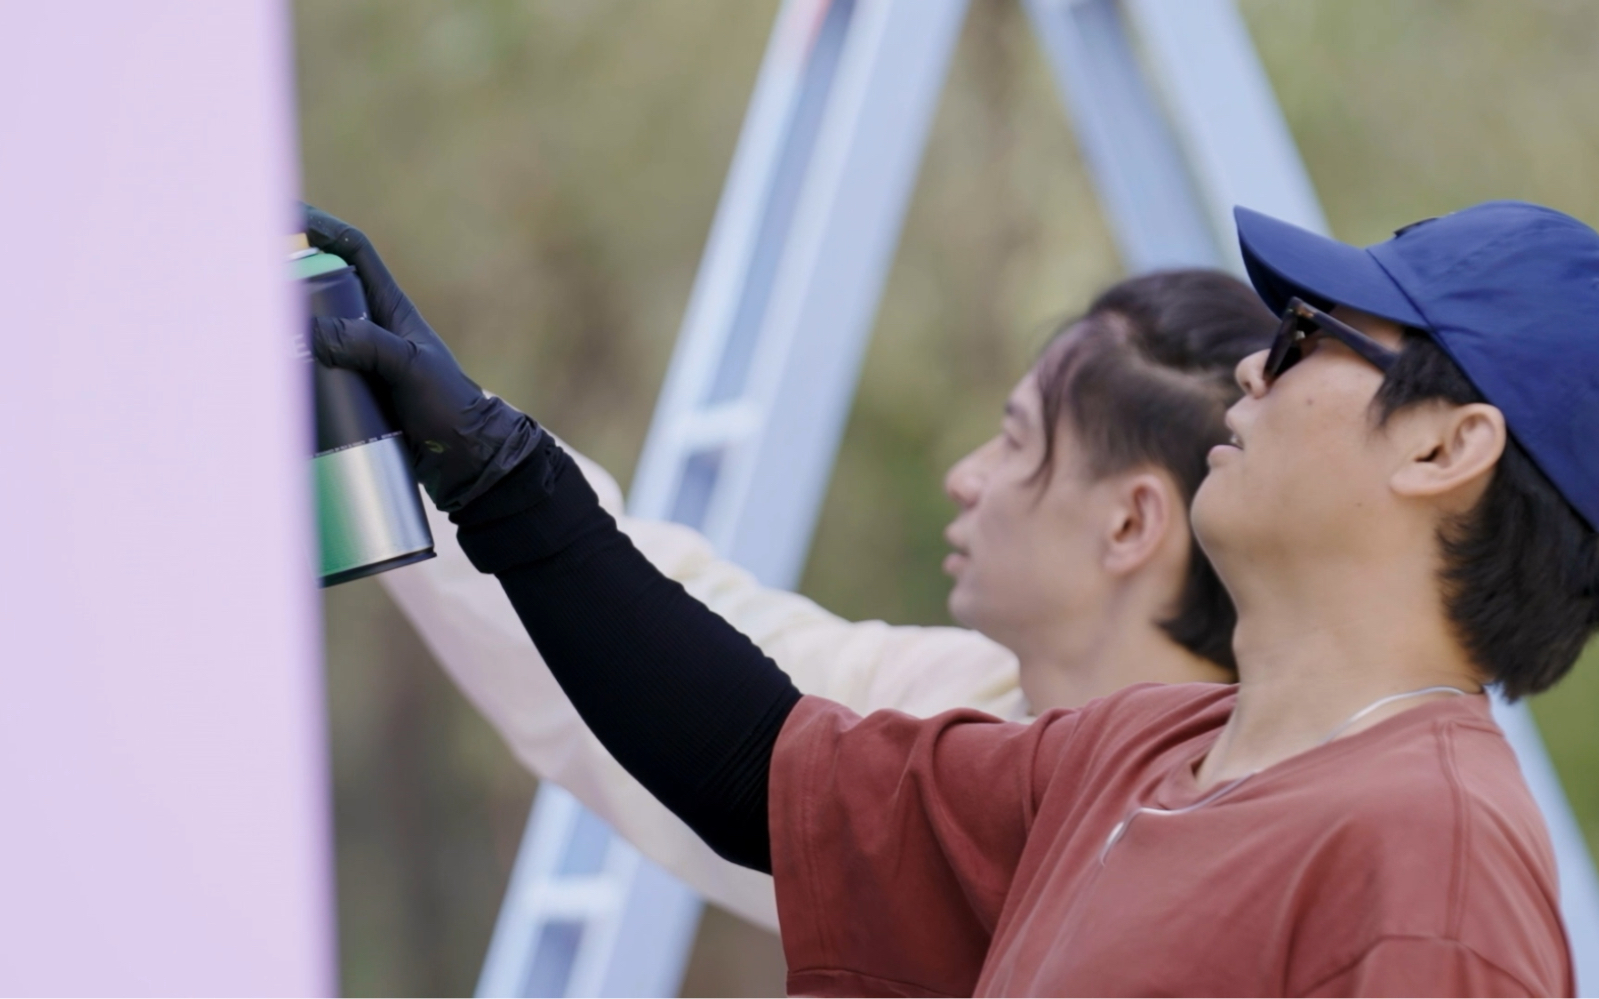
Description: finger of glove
xmin=310 ymin=316 xmax=416 ymax=387
xmin=302 ymin=203 xmax=415 ymax=332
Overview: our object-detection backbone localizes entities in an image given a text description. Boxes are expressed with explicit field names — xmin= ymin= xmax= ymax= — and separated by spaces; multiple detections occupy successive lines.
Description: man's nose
xmin=1236 ymin=349 xmax=1270 ymax=399
xmin=945 ymin=452 xmax=982 ymax=508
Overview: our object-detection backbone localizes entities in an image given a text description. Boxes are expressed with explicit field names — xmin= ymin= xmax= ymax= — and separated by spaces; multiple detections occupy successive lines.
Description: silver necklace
xmin=1098 ymin=684 xmax=1472 ymax=862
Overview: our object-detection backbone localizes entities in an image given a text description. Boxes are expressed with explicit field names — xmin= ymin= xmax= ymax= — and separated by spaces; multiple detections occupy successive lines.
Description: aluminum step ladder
xmin=478 ymin=2 xmax=1599 ymax=995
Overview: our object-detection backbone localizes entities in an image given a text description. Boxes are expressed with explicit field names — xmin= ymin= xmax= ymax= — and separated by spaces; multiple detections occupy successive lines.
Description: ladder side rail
xmin=708 ymin=0 xmax=973 ymax=587
xmin=630 ymin=0 xmax=844 ymax=521
xmin=591 ymin=850 xmax=706 ymax=996
xmin=1493 ymin=698 xmax=1599 ymax=996
xmin=478 ymin=785 xmax=587 ymax=996
xmin=1121 ymin=0 xmax=1327 ymax=269
xmin=1022 ymin=0 xmax=1221 ymax=272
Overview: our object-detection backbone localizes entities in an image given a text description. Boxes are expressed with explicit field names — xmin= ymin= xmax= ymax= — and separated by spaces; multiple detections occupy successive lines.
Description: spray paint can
xmin=291 ymin=236 xmax=435 ymax=586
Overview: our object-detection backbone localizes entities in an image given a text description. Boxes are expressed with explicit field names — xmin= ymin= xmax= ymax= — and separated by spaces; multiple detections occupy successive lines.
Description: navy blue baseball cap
xmin=1234 ymin=201 xmax=1599 ymax=531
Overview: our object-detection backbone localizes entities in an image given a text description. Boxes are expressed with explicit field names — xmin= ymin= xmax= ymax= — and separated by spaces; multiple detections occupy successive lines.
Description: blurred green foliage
xmin=296 ymin=1 xmax=1599 ymax=994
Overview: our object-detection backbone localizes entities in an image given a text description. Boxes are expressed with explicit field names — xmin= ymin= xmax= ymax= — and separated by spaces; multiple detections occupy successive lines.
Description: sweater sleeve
xmin=450 ymin=436 xmax=802 ymax=872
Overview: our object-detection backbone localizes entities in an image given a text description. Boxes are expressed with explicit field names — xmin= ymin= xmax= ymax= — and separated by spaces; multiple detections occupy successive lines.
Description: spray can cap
xmin=289 ymin=235 xmax=349 ymax=279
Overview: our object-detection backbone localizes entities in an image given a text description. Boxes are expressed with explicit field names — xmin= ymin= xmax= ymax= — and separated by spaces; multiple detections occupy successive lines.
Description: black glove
xmin=304 ymin=204 xmax=542 ymax=512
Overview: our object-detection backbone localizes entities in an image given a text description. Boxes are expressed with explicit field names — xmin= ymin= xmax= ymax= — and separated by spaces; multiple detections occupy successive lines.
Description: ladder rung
xmin=517 ymin=876 xmax=625 ymax=920
xmin=669 ymin=400 xmax=763 ymax=452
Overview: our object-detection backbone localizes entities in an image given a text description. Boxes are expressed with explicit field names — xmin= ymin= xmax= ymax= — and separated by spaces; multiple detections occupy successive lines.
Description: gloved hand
xmin=305 ymin=204 xmax=543 ymax=512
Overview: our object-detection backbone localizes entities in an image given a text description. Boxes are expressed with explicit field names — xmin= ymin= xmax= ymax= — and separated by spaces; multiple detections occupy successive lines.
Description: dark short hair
xmin=1034 ymin=270 xmax=1277 ymax=671
xmin=1375 ymin=330 xmax=1599 ymax=700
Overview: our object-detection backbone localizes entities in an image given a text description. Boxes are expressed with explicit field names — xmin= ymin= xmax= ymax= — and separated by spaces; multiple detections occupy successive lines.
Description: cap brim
xmin=1234 ymin=207 xmax=1425 ymax=327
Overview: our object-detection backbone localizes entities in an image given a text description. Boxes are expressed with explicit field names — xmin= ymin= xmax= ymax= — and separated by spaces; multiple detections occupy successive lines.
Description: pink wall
xmin=0 ymin=3 xmax=333 ymax=994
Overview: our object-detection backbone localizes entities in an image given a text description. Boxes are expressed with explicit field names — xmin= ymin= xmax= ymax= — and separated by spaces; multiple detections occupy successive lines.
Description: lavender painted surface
xmin=0 ymin=3 xmax=333 ymax=994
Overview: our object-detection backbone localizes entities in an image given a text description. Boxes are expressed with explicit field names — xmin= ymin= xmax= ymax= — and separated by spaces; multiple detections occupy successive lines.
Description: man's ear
xmin=1389 ymin=402 xmax=1506 ymax=510
xmin=1104 ymin=471 xmax=1177 ymax=576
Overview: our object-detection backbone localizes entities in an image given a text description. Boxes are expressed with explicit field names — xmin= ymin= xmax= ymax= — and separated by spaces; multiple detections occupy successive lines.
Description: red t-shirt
xmin=769 ymin=683 xmax=1570 ymax=997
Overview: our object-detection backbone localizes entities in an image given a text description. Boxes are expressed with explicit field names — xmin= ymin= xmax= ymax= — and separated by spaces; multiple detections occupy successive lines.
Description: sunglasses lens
xmin=1264 ymin=314 xmax=1301 ymax=380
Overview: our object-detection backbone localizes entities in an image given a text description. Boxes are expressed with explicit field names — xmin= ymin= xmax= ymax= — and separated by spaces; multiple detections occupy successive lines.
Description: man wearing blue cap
xmin=311 ymin=200 xmax=1597 ymax=995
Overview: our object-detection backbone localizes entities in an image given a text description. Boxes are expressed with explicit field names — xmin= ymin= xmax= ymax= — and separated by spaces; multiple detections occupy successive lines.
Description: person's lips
xmin=1208 ymin=423 xmax=1243 ymax=466
xmin=943 ymin=524 xmax=970 ymax=576
xmin=1208 ymin=441 xmax=1240 ymax=465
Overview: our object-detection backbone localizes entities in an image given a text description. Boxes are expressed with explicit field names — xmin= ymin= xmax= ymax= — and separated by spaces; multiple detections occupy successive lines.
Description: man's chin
xmin=1190 ymin=479 xmax=1231 ymax=551
xmin=946 ymin=585 xmax=976 ymax=629
xmin=1190 ymin=489 xmax=1253 ymax=574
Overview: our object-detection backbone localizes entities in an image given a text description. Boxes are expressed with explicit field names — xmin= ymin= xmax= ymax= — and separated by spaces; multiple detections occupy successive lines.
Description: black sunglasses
xmin=1265 ymin=297 xmax=1400 ymax=383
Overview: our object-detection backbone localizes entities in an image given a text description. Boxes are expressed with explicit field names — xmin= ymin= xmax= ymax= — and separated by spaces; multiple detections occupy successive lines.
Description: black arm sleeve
xmin=450 ymin=433 xmax=802 ymax=873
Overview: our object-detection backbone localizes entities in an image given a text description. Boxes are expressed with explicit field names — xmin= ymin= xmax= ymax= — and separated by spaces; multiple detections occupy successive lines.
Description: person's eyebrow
xmin=1004 ymin=400 xmax=1033 ymax=427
